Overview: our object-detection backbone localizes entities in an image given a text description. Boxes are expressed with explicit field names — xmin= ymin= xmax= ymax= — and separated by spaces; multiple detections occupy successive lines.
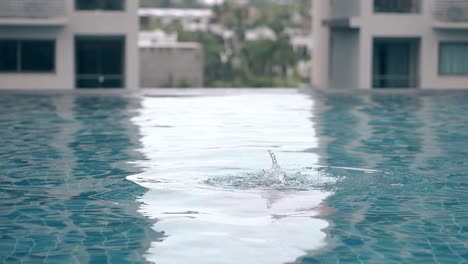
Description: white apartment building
xmin=313 ymin=0 xmax=468 ymax=89
xmin=245 ymin=27 xmax=277 ymax=42
xmin=139 ymin=30 xmax=178 ymax=46
xmin=0 ymin=0 xmax=138 ymax=89
xmin=139 ymin=8 xmax=213 ymax=32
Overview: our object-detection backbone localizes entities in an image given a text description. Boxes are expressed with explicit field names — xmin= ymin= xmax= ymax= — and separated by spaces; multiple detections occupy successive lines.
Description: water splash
xmin=204 ymin=151 xmax=337 ymax=190
xmin=263 ymin=150 xmax=286 ymax=183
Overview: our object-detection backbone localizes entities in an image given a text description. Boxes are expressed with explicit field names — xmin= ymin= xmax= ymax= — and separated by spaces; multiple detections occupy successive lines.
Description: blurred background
xmin=139 ymin=0 xmax=312 ymax=88
xmin=0 ymin=0 xmax=467 ymax=90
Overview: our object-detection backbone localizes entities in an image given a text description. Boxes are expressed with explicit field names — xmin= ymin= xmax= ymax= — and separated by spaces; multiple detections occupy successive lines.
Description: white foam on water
xmin=128 ymin=92 xmax=333 ymax=264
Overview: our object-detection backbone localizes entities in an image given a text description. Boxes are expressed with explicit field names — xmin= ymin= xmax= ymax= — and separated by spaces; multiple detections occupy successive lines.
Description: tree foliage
xmin=140 ymin=0 xmax=310 ymax=87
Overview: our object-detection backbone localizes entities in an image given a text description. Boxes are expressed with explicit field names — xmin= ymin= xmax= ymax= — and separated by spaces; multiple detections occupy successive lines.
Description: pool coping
xmin=0 ymin=87 xmax=467 ymax=97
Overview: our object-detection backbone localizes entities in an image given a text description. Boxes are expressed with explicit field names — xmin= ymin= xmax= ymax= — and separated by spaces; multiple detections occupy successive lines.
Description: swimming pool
xmin=0 ymin=89 xmax=466 ymax=263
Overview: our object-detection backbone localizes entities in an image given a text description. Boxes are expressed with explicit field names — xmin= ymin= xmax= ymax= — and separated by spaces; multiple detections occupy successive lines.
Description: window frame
xmin=74 ymin=0 xmax=126 ymax=12
xmin=0 ymin=39 xmax=56 ymax=74
xmin=373 ymin=0 xmax=422 ymax=14
xmin=439 ymin=42 xmax=468 ymax=76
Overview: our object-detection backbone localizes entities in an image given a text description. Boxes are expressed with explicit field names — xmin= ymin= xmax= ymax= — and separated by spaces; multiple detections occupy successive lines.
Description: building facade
xmin=313 ymin=0 xmax=468 ymax=89
xmin=140 ymin=42 xmax=204 ymax=88
xmin=0 ymin=0 xmax=138 ymax=90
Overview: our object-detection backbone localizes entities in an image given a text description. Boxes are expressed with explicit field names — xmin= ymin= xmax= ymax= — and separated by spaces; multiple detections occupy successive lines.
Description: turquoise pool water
xmin=0 ymin=90 xmax=467 ymax=263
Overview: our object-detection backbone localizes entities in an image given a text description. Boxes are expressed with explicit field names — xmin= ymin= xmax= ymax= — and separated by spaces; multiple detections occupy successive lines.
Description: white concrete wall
xmin=330 ymin=0 xmax=361 ymax=18
xmin=329 ymin=29 xmax=359 ymax=88
xmin=0 ymin=0 xmax=138 ymax=90
xmin=140 ymin=46 xmax=204 ymax=88
xmin=311 ymin=0 xmax=330 ymax=89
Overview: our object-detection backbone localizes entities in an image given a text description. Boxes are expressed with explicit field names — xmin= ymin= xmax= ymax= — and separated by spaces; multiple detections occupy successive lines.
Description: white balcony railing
xmin=434 ymin=0 xmax=468 ymax=22
xmin=0 ymin=0 xmax=66 ymax=19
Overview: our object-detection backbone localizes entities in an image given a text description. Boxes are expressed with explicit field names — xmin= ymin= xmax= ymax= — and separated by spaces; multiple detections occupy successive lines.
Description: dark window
xmin=76 ymin=37 xmax=125 ymax=88
xmin=75 ymin=0 xmax=125 ymax=11
xmin=100 ymin=40 xmax=123 ymax=75
xmin=374 ymin=0 xmax=420 ymax=13
xmin=76 ymin=41 xmax=100 ymax=74
xmin=21 ymin=41 xmax=55 ymax=72
xmin=372 ymin=40 xmax=415 ymax=88
xmin=0 ymin=40 xmax=18 ymax=72
xmin=0 ymin=40 xmax=55 ymax=73
xmin=439 ymin=43 xmax=468 ymax=75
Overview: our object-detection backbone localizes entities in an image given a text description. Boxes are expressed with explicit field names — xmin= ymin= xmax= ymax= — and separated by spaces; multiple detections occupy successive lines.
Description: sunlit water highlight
xmin=127 ymin=93 xmax=334 ymax=264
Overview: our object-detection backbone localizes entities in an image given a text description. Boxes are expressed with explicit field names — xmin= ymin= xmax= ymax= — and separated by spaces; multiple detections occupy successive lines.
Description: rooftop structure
xmin=139 ymin=29 xmax=178 ymax=47
xmin=139 ymin=8 xmax=213 ymax=32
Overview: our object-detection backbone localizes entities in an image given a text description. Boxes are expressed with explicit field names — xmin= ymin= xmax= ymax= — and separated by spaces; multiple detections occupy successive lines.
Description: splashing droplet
xmin=268 ymin=150 xmax=278 ymax=165
xmin=263 ymin=150 xmax=286 ymax=183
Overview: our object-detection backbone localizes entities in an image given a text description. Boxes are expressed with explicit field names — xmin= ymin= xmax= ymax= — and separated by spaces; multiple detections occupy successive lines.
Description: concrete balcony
xmin=433 ymin=0 xmax=468 ymax=29
xmin=0 ymin=0 xmax=67 ymax=26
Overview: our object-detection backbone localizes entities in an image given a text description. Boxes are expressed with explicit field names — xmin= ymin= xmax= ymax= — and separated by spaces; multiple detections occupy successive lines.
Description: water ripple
xmin=129 ymin=93 xmax=331 ymax=264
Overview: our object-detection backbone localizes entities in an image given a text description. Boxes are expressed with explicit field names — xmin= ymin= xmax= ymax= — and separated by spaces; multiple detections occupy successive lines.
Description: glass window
xmin=21 ymin=41 xmax=55 ymax=72
xmin=0 ymin=40 xmax=18 ymax=72
xmin=374 ymin=0 xmax=420 ymax=13
xmin=439 ymin=43 xmax=468 ymax=75
xmin=75 ymin=0 xmax=125 ymax=11
xmin=100 ymin=39 xmax=124 ymax=75
xmin=0 ymin=40 xmax=55 ymax=73
xmin=75 ymin=37 xmax=125 ymax=88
